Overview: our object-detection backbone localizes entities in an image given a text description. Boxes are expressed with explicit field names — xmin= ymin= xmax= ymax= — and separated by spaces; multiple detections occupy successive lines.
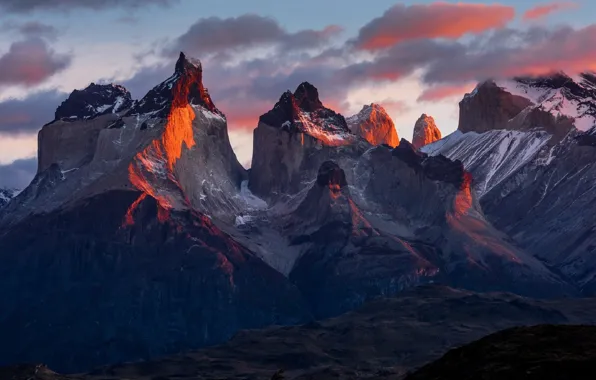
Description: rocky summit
xmin=346 ymin=103 xmax=400 ymax=147
xmin=412 ymin=113 xmax=441 ymax=150
xmin=2 ymin=50 xmax=596 ymax=378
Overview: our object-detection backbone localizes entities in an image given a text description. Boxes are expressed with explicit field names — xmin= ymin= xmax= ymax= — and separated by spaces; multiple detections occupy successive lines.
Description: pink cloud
xmin=523 ymin=2 xmax=578 ymax=21
xmin=0 ymin=38 xmax=71 ymax=87
xmin=417 ymin=83 xmax=477 ymax=102
xmin=355 ymin=3 xmax=515 ymax=51
xmin=377 ymin=99 xmax=411 ymax=113
xmin=423 ymin=25 xmax=596 ymax=84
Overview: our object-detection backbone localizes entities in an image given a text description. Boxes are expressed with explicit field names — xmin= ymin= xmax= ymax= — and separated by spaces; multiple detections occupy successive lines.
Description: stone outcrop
xmin=458 ymin=81 xmax=533 ymax=133
xmin=248 ymin=82 xmax=366 ymax=201
xmin=412 ymin=114 xmax=441 ymax=149
xmin=346 ymin=103 xmax=399 ymax=147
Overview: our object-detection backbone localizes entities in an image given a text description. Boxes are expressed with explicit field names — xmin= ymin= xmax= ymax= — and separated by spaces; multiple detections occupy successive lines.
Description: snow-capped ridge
xmin=126 ymin=51 xmax=222 ymax=120
xmin=52 ymin=82 xmax=133 ymax=122
xmin=494 ymin=72 xmax=596 ymax=132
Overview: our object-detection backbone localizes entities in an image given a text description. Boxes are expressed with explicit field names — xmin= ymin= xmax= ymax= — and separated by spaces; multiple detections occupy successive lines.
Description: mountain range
xmin=1 ymin=52 xmax=596 ymax=375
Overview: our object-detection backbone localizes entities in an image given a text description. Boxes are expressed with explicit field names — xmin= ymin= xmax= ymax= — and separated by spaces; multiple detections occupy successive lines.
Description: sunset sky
xmin=0 ymin=0 xmax=594 ymax=188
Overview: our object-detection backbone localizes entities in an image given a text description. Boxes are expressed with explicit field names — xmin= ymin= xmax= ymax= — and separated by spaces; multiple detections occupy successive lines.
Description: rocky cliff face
xmin=0 ymin=52 xmax=306 ymax=373
xmin=412 ymin=114 xmax=442 ymax=150
xmin=248 ymin=82 xmax=367 ymax=201
xmin=2 ymin=52 xmax=247 ymax=227
xmin=458 ymin=81 xmax=533 ymax=134
xmin=346 ymin=103 xmax=399 ymax=147
xmin=424 ymin=72 xmax=596 ymax=294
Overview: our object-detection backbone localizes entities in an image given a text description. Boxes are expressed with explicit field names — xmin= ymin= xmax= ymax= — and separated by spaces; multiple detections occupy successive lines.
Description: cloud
xmin=0 ymin=157 xmax=37 ymax=189
xmin=0 ymin=90 xmax=66 ymax=135
xmin=119 ymin=10 xmax=596 ymax=137
xmin=338 ymin=39 xmax=465 ymax=84
xmin=168 ymin=14 xmax=342 ymax=57
xmin=523 ymin=1 xmax=578 ymax=21
xmin=354 ymin=3 xmax=515 ymax=50
xmin=0 ymin=38 xmax=72 ymax=88
xmin=422 ymin=25 xmax=596 ymax=85
xmin=0 ymin=0 xmax=177 ymax=13
xmin=2 ymin=21 xmax=59 ymax=40
xmin=417 ymin=83 xmax=477 ymax=102
xmin=377 ymin=99 xmax=411 ymax=114
xmin=120 ymin=63 xmax=172 ymax=99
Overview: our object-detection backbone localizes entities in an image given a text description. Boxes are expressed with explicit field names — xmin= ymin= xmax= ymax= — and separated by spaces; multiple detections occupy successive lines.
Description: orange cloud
xmin=522 ymin=2 xmax=578 ymax=21
xmin=355 ymin=3 xmax=515 ymax=51
xmin=417 ymin=83 xmax=477 ymax=102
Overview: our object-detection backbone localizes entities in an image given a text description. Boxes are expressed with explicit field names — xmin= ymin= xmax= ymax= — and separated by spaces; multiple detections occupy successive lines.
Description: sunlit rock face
xmin=346 ymin=103 xmax=399 ymax=148
xmin=412 ymin=114 xmax=441 ymax=150
xmin=248 ymin=82 xmax=367 ymax=201
xmin=125 ymin=52 xmax=246 ymax=221
xmin=0 ymin=51 xmax=587 ymax=377
xmin=3 ymin=52 xmax=247 ymax=227
xmin=0 ymin=52 xmax=310 ymax=373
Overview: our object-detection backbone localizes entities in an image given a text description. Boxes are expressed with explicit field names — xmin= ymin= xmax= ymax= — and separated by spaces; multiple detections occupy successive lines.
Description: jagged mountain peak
xmin=126 ymin=51 xmax=221 ymax=119
xmin=53 ymin=82 xmax=133 ymax=121
xmin=412 ymin=113 xmax=441 ymax=150
xmin=258 ymin=82 xmax=354 ymax=146
xmin=175 ymin=51 xmax=202 ymax=74
xmin=356 ymin=103 xmax=388 ymax=117
xmin=293 ymin=81 xmax=324 ymax=112
xmin=346 ymin=103 xmax=399 ymax=147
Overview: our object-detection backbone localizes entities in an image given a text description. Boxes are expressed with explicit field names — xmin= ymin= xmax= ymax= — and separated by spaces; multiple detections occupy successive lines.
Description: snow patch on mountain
xmin=234 ymin=180 xmax=268 ymax=211
xmin=0 ymin=188 xmax=19 ymax=208
xmin=54 ymin=83 xmax=133 ymax=121
xmin=497 ymin=76 xmax=596 ymax=131
xmin=297 ymin=111 xmax=355 ymax=146
xmin=423 ymin=129 xmax=552 ymax=197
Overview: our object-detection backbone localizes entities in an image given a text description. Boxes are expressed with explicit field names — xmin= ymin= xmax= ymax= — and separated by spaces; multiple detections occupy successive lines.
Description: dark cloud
xmin=2 ymin=21 xmax=59 ymax=40
xmin=353 ymin=3 xmax=515 ymax=51
xmin=168 ymin=14 xmax=342 ymax=57
xmin=0 ymin=157 xmax=37 ymax=189
xmin=0 ymin=0 xmax=176 ymax=13
xmin=0 ymin=90 xmax=66 ymax=135
xmin=0 ymin=38 xmax=72 ymax=87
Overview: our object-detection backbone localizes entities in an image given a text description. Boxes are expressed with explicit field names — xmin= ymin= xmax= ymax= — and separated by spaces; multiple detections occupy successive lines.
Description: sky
xmin=0 ymin=0 xmax=595 ymax=188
